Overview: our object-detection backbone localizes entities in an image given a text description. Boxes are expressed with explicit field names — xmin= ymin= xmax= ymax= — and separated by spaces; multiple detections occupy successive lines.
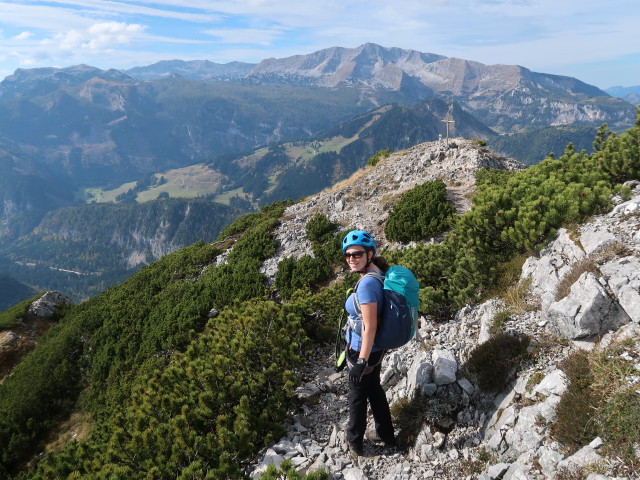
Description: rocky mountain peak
xmin=251 ymin=43 xmax=446 ymax=88
xmin=0 ymin=64 xmax=135 ymax=99
xmin=261 ymin=138 xmax=523 ymax=279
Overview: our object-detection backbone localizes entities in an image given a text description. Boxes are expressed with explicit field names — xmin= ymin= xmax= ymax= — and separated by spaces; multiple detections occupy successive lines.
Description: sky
xmin=0 ymin=0 xmax=639 ymax=90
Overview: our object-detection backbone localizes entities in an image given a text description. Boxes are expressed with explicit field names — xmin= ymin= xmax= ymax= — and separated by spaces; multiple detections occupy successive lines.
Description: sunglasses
xmin=344 ymin=250 xmax=366 ymax=259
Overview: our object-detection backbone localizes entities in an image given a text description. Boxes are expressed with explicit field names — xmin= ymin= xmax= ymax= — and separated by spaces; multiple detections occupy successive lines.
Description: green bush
xmin=385 ymin=180 xmax=456 ymax=242
xmin=275 ymin=255 xmax=331 ymax=300
xmin=26 ymin=301 xmax=308 ymax=480
xmin=462 ymin=333 xmax=530 ymax=393
xmin=275 ymin=216 xmax=344 ymax=300
xmin=259 ymin=459 xmax=329 ymax=480
xmin=0 ymin=293 xmax=44 ymax=331
xmin=305 ymin=213 xmax=338 ymax=243
xmin=367 ymin=148 xmax=390 ymax=167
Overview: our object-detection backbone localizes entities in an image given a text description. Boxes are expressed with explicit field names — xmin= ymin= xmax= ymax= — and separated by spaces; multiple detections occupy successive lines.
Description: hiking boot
xmin=365 ymin=428 xmax=396 ymax=448
xmin=348 ymin=441 xmax=364 ymax=456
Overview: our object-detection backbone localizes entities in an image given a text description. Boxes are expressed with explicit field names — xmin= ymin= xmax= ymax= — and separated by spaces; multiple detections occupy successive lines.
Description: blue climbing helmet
xmin=342 ymin=230 xmax=376 ymax=255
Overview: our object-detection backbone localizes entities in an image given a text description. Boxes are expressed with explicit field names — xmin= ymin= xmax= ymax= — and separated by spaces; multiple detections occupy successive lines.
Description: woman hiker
xmin=342 ymin=229 xmax=396 ymax=456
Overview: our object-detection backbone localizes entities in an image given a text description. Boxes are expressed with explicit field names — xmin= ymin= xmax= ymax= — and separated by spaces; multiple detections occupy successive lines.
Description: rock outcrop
xmin=0 ymin=291 xmax=74 ymax=381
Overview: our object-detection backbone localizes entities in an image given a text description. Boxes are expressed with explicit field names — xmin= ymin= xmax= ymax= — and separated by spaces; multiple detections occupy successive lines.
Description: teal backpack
xmin=352 ymin=265 xmax=420 ymax=349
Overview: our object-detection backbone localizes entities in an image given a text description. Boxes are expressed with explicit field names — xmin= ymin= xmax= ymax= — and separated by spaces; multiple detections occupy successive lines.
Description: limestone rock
xmin=27 ymin=291 xmax=74 ymax=318
xmin=520 ymin=228 xmax=585 ymax=309
xmin=432 ymin=349 xmax=457 ymax=385
xmin=600 ymin=256 xmax=640 ymax=323
xmin=546 ymin=272 xmax=630 ymax=340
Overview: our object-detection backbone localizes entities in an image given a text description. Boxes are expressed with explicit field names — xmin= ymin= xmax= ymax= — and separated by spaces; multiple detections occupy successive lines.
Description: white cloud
xmin=13 ymin=31 xmax=33 ymax=40
xmin=41 ymin=22 xmax=145 ymax=53
xmin=85 ymin=22 xmax=146 ymax=49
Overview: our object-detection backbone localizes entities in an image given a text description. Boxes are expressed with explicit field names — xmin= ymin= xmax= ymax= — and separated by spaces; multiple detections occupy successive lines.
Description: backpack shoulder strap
xmin=353 ymin=272 xmax=385 ymax=316
xmin=354 ymin=272 xmax=384 ymax=291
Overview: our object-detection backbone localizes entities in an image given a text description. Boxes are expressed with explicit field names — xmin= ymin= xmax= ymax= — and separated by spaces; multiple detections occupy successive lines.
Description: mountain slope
xmin=606 ymin=85 xmax=640 ymax=104
xmin=210 ymin=98 xmax=497 ymax=204
xmin=124 ymin=59 xmax=255 ymax=81
xmin=0 ymin=70 xmax=383 ymax=187
xmin=0 ymin=142 xmax=75 ymax=243
xmin=487 ymin=124 xmax=598 ymax=165
xmin=0 ymin=273 xmax=38 ymax=311
xmin=0 ymin=112 xmax=638 ymax=479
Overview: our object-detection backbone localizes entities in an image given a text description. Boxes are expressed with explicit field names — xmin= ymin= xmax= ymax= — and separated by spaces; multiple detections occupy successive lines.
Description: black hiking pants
xmin=346 ymin=348 xmax=395 ymax=448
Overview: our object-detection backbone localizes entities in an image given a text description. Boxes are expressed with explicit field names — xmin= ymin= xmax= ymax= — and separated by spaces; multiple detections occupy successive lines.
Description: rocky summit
xmin=261 ymin=138 xmax=523 ymax=279
xmin=246 ymin=141 xmax=640 ymax=480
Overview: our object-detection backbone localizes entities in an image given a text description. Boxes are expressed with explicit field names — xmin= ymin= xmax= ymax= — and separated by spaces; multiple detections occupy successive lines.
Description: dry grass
xmin=554 ymin=240 xmax=635 ymax=302
xmin=38 ymin=411 xmax=93 ymax=461
xmin=551 ymin=340 xmax=640 ymax=475
xmin=326 ymin=166 xmax=374 ymax=192
xmin=504 ymin=277 xmax=538 ymax=314
xmin=591 ymin=241 xmax=634 ymax=264
xmin=554 ymin=257 xmax=600 ymax=302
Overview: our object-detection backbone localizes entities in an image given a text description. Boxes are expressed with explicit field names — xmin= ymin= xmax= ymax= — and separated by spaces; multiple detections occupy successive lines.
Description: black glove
xmin=349 ymin=358 xmax=367 ymax=383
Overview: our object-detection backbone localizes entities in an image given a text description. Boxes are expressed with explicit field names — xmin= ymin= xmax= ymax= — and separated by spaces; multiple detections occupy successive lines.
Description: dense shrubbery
xmin=26 ymin=301 xmax=308 ymax=479
xmin=462 ymin=333 xmax=531 ymax=392
xmin=389 ymin=110 xmax=640 ymax=316
xmin=385 ymin=179 xmax=456 ymax=242
xmin=275 ymin=214 xmax=345 ymax=300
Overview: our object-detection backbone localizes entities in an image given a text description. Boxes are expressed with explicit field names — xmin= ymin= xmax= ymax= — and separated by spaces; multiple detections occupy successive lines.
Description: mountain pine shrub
xmin=22 ymin=300 xmax=309 ymax=480
xmin=217 ymin=200 xmax=292 ymax=240
xmin=275 ymin=215 xmax=345 ymax=300
xmin=385 ymin=179 xmax=456 ymax=242
xmin=461 ymin=333 xmax=530 ymax=393
xmin=367 ymin=148 xmax=390 ymax=167
xmin=259 ymin=459 xmax=329 ymax=480
xmin=276 ymin=255 xmax=332 ymax=300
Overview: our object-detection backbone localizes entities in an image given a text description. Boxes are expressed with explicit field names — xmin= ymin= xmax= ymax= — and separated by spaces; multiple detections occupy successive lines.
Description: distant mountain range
xmin=0 ymin=43 xmax=636 ymax=306
xmin=606 ymin=85 xmax=640 ymax=105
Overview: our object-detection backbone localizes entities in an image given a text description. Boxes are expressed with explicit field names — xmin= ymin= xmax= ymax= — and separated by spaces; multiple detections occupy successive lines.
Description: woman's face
xmin=344 ymin=246 xmax=369 ymax=272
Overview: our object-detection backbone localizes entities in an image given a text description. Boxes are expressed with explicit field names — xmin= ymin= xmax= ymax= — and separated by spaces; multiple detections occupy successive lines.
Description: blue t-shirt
xmin=345 ymin=274 xmax=384 ymax=352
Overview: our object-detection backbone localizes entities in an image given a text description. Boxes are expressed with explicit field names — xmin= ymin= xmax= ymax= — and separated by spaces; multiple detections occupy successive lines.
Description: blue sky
xmin=0 ymin=0 xmax=638 ymax=90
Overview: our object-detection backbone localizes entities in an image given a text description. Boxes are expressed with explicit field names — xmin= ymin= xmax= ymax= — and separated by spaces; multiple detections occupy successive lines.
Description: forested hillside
xmin=212 ymin=98 xmax=496 ymax=205
xmin=0 ymin=111 xmax=638 ymax=479
xmin=0 ymin=198 xmax=246 ymax=301
xmin=487 ymin=125 xmax=598 ymax=165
